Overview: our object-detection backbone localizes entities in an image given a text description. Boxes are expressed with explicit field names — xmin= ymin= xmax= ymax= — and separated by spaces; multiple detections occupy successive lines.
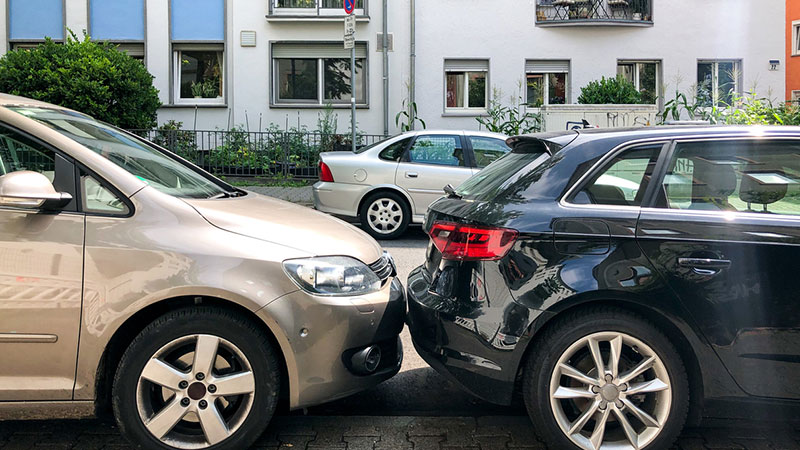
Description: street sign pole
xmin=344 ymin=0 xmax=356 ymax=152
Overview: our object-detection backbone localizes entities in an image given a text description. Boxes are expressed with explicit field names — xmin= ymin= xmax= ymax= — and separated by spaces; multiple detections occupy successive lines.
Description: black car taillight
xmin=429 ymin=220 xmax=518 ymax=261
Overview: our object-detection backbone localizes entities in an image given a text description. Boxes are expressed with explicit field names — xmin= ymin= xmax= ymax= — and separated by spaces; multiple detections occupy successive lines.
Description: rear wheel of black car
xmin=359 ymin=191 xmax=410 ymax=240
xmin=522 ymin=308 xmax=689 ymax=450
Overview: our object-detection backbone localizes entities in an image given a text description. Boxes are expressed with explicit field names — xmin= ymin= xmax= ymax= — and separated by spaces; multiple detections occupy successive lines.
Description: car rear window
xmin=455 ymin=138 xmax=561 ymax=200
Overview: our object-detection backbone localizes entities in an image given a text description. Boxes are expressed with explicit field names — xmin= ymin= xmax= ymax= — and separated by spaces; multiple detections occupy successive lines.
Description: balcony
xmin=536 ymin=0 xmax=653 ymax=27
xmin=267 ymin=0 xmax=369 ymax=21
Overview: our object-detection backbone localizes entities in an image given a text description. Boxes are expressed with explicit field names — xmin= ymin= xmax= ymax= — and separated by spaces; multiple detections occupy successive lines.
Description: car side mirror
xmin=0 ymin=171 xmax=72 ymax=210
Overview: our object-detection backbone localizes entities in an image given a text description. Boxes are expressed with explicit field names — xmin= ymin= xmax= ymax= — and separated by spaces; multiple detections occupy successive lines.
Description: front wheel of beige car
xmin=112 ymin=307 xmax=280 ymax=450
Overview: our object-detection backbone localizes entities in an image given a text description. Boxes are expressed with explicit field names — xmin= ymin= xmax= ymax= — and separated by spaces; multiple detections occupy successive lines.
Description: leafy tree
xmin=0 ymin=31 xmax=161 ymax=129
xmin=578 ymin=75 xmax=646 ymax=104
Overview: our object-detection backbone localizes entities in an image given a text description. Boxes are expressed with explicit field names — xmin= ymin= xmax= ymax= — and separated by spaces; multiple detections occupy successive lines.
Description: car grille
xmin=369 ymin=252 xmax=396 ymax=283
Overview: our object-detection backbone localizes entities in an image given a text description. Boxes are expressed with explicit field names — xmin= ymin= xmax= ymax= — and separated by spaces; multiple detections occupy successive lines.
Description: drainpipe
xmin=383 ymin=0 xmax=389 ymax=136
xmin=409 ymin=0 xmax=416 ymax=130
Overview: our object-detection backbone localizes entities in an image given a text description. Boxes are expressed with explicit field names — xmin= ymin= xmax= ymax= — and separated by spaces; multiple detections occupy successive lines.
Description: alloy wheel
xmin=549 ymin=331 xmax=672 ymax=450
xmin=367 ymin=198 xmax=403 ymax=234
xmin=136 ymin=334 xmax=256 ymax=449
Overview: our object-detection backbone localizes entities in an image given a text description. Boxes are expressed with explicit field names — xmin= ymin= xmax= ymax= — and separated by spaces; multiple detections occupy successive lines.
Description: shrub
xmin=477 ymin=86 xmax=542 ymax=135
xmin=151 ymin=120 xmax=198 ymax=161
xmin=578 ymin=75 xmax=645 ymax=104
xmin=0 ymin=32 xmax=161 ymax=129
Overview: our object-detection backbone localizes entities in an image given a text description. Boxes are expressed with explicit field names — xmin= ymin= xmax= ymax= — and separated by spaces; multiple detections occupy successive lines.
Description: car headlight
xmin=282 ymin=256 xmax=381 ymax=296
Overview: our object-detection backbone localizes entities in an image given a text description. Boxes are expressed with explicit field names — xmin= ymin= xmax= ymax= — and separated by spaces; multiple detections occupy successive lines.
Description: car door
xmin=467 ymin=135 xmax=511 ymax=175
xmin=637 ymin=137 xmax=800 ymax=399
xmin=0 ymin=125 xmax=84 ymax=401
xmin=396 ymin=133 xmax=472 ymax=216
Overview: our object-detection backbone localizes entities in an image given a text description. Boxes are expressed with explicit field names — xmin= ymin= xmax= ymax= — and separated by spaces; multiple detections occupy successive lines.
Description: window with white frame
xmin=444 ymin=60 xmax=488 ymax=111
xmin=525 ymin=60 xmax=569 ymax=106
xmin=272 ymin=43 xmax=367 ymax=106
xmin=697 ymin=60 xmax=742 ymax=107
xmin=174 ymin=46 xmax=225 ymax=104
xmin=273 ymin=0 xmax=365 ymax=15
xmin=793 ymin=21 xmax=800 ymax=57
xmin=617 ymin=60 xmax=660 ymax=104
xmin=792 ymin=90 xmax=800 ymax=104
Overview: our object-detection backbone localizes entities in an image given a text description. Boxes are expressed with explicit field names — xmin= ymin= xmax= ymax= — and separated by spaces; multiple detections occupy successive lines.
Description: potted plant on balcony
xmin=630 ymin=0 xmax=647 ymax=20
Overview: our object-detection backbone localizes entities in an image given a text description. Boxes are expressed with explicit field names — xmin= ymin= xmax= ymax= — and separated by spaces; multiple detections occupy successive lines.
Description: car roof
xmin=0 ymin=93 xmax=86 ymax=116
xmin=518 ymin=125 xmax=800 ymax=141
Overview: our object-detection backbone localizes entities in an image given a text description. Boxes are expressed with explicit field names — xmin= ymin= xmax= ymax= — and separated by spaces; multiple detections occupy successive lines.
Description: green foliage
xmin=578 ymin=75 xmax=645 ymax=105
xmin=190 ymin=78 xmax=220 ymax=99
xmin=477 ymin=87 xmax=542 ymax=136
xmin=151 ymin=120 xmax=198 ymax=161
xmin=658 ymin=85 xmax=800 ymax=126
xmin=317 ymin=103 xmax=342 ymax=153
xmin=0 ymin=31 xmax=161 ymax=129
xmin=396 ymin=98 xmax=426 ymax=132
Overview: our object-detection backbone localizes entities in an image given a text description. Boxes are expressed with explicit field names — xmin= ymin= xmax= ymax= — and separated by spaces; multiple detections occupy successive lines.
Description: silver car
xmin=0 ymin=95 xmax=405 ymax=450
xmin=313 ymin=130 xmax=510 ymax=239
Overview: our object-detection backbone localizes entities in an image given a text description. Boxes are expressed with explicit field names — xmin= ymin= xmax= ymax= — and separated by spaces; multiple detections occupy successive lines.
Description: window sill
xmin=162 ymin=103 xmax=229 ymax=109
xmin=265 ymin=14 xmax=370 ymax=23
xmin=442 ymin=110 xmax=489 ymax=117
xmin=271 ymin=103 xmax=369 ymax=109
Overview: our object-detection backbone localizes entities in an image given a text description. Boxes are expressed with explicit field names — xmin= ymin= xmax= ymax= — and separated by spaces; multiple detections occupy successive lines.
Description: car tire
xmin=522 ymin=307 xmax=689 ymax=450
xmin=359 ymin=191 xmax=411 ymax=240
xmin=112 ymin=307 xmax=280 ymax=450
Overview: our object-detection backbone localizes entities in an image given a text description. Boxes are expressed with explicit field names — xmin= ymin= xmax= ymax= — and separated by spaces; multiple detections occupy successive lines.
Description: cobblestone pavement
xmin=244 ymin=186 xmax=313 ymax=205
xmin=0 ymin=415 xmax=799 ymax=450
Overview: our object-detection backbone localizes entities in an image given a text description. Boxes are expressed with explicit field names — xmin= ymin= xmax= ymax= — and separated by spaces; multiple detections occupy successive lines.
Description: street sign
xmin=343 ymin=0 xmax=355 ymax=14
xmin=344 ymin=14 xmax=356 ymax=49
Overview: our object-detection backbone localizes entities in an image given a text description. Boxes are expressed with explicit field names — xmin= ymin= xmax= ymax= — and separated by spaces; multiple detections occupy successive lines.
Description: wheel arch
xmin=514 ymin=294 xmax=705 ymax=426
xmin=94 ymin=295 xmax=291 ymax=418
xmin=357 ymin=185 xmax=415 ymax=218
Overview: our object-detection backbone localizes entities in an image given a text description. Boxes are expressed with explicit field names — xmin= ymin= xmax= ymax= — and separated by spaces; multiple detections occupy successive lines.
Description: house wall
xmin=787 ymin=0 xmax=800 ymax=100
xmin=0 ymin=0 xmax=788 ymax=134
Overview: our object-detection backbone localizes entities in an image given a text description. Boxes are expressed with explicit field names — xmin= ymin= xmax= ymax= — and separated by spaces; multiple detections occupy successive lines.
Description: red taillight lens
xmin=319 ymin=161 xmax=334 ymax=182
xmin=429 ymin=221 xmax=518 ymax=261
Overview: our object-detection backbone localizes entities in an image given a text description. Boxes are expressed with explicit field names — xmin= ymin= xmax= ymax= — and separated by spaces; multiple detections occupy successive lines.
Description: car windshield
xmin=354 ymin=134 xmax=402 ymax=154
xmin=455 ymin=139 xmax=560 ymax=200
xmin=8 ymin=107 xmax=230 ymax=199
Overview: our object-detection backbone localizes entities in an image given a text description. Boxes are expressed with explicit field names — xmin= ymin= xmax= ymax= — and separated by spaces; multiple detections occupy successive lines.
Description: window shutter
xmin=444 ymin=60 xmax=489 ymax=72
xmin=525 ymin=60 xmax=570 ymax=73
xmin=9 ymin=0 xmax=63 ymax=40
xmin=91 ymin=0 xmax=145 ymax=41
xmin=272 ymin=42 xmax=367 ymax=59
xmin=171 ymin=0 xmax=224 ymax=41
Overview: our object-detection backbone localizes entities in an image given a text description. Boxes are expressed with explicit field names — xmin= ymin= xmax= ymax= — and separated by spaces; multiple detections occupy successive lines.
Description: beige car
xmin=0 ymin=95 xmax=405 ymax=449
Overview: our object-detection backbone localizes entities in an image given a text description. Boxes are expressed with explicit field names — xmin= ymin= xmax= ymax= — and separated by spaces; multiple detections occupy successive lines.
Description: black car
xmin=407 ymin=126 xmax=800 ymax=450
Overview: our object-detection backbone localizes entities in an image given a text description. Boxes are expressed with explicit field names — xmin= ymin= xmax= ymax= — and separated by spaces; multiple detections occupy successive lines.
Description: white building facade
xmin=0 ymin=0 xmax=787 ymax=135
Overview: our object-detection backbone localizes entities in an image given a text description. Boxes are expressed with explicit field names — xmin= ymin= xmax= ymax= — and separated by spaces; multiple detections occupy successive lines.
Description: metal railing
xmin=536 ymin=0 xmax=652 ymax=25
xmin=269 ymin=0 xmax=366 ymax=16
xmin=130 ymin=129 xmax=386 ymax=179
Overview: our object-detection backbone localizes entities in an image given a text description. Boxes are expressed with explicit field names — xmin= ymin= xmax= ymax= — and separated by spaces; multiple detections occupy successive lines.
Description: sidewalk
xmin=244 ymin=186 xmax=313 ymax=206
xmin=1 ymin=415 xmax=798 ymax=450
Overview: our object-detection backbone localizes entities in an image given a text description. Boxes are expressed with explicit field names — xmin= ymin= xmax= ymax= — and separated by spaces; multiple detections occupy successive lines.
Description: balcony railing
xmin=268 ymin=0 xmax=367 ymax=18
xmin=536 ymin=0 xmax=652 ymax=26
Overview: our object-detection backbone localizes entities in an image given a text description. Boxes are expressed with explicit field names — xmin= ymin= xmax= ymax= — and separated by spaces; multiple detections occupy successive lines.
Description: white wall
xmin=414 ymin=0 xmax=786 ymax=131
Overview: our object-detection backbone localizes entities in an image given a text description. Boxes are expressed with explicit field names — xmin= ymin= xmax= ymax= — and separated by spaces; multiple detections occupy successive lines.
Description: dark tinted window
xmin=573 ymin=145 xmax=661 ymax=207
xmin=658 ymin=139 xmax=800 ymax=215
xmin=378 ymin=138 xmax=411 ymax=161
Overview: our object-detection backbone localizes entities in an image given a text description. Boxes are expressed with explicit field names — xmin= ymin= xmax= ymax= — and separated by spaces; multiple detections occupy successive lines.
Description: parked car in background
xmin=0 ymin=95 xmax=405 ymax=450
xmin=313 ymin=130 xmax=510 ymax=239
xmin=407 ymin=126 xmax=800 ymax=450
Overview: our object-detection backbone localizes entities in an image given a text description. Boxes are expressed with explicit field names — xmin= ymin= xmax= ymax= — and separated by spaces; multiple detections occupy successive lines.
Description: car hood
xmin=183 ymin=192 xmax=383 ymax=264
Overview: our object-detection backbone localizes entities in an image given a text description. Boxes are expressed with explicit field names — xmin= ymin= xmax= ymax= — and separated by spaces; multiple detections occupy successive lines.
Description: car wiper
xmin=443 ymin=184 xmax=462 ymax=199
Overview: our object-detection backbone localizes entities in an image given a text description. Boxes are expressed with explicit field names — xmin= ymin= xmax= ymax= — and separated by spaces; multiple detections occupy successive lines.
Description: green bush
xmin=0 ymin=32 xmax=161 ymax=129
xmin=578 ymin=75 xmax=645 ymax=104
xmin=151 ymin=120 xmax=198 ymax=161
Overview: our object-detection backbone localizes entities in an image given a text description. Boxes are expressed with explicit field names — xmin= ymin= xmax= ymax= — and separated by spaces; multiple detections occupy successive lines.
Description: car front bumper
xmin=313 ymin=181 xmax=370 ymax=218
xmin=259 ymin=276 xmax=406 ymax=410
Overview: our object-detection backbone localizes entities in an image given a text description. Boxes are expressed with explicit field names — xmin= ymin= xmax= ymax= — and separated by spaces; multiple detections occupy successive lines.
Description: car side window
xmin=0 ymin=127 xmax=56 ymax=182
xmin=80 ymin=171 xmax=128 ymax=215
xmin=658 ymin=139 xmax=800 ymax=215
xmin=407 ymin=135 xmax=465 ymax=167
xmin=470 ymin=136 xmax=510 ymax=169
xmin=572 ymin=145 xmax=661 ymax=206
xmin=378 ymin=138 xmax=411 ymax=161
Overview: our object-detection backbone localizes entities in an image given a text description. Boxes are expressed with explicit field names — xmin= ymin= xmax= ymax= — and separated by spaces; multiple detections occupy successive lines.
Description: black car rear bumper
xmin=406 ymin=265 xmax=518 ymax=406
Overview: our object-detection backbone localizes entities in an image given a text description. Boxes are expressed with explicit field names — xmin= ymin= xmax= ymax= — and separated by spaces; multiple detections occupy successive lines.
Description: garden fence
xmin=130 ymin=129 xmax=387 ymax=179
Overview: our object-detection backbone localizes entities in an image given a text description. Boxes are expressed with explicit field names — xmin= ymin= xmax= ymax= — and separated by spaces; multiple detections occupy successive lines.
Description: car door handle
xmin=677 ymin=257 xmax=731 ymax=275
xmin=405 ymin=172 xmax=418 ymax=178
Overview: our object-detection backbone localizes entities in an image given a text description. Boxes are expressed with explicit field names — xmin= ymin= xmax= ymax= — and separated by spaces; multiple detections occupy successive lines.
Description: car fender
xmin=359 ymin=184 xmax=416 ymax=214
